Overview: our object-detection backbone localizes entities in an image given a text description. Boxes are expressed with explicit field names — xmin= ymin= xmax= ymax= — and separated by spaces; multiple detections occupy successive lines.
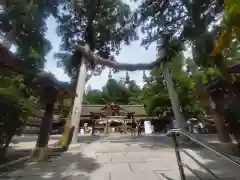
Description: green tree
xmin=55 ymin=0 xmax=137 ymax=78
xmin=0 ymin=74 xmax=35 ymax=161
xmin=132 ymin=0 xmax=240 ymax=151
xmin=142 ymin=69 xmax=171 ymax=116
xmin=102 ymin=79 xmax=130 ymax=104
xmin=126 ymin=80 xmax=142 ymax=105
xmin=55 ymin=98 xmax=72 ymax=118
xmin=141 ymin=54 xmax=201 ymax=118
xmin=83 ymin=89 xmax=105 ymax=104
xmin=0 ymin=0 xmax=62 ymax=68
xmin=132 ymin=0 xmax=226 ymax=73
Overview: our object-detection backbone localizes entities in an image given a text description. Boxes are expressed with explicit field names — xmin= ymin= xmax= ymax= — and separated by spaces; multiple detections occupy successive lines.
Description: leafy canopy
xmin=0 ymin=0 xmax=62 ymax=68
xmin=55 ymin=0 xmax=138 ymax=78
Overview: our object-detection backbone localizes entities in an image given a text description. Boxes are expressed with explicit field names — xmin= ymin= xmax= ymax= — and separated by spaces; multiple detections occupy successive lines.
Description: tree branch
xmin=75 ymin=46 xmax=166 ymax=71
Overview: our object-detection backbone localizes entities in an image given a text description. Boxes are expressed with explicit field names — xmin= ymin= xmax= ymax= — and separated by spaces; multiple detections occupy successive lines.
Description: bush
xmin=0 ymin=75 xmax=34 ymax=161
xmin=0 ymin=96 xmax=26 ymax=160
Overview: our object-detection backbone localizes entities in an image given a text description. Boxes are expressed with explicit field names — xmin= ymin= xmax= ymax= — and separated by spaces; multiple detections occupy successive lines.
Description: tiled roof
xmin=81 ymin=105 xmax=105 ymax=115
xmin=81 ymin=104 xmax=147 ymax=116
xmin=120 ymin=105 xmax=147 ymax=116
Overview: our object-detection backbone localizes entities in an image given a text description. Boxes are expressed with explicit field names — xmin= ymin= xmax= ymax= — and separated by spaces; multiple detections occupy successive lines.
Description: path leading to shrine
xmin=1 ymin=135 xmax=239 ymax=180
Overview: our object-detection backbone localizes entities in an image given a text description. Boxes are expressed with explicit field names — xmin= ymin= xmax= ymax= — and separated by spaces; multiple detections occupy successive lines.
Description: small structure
xmin=79 ymin=103 xmax=147 ymax=134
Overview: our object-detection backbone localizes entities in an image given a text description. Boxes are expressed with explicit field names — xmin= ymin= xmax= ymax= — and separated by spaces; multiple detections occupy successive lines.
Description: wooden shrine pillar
xmin=105 ymin=119 xmax=109 ymax=135
xmin=30 ymin=85 xmax=58 ymax=161
xmin=123 ymin=119 xmax=127 ymax=134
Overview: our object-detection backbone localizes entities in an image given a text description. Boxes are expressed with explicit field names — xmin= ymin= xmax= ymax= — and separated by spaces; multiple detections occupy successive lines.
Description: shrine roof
xmin=81 ymin=104 xmax=147 ymax=116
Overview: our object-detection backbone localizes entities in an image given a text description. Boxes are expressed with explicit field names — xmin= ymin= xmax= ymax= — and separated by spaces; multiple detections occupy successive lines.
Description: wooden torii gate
xmin=69 ymin=44 xmax=186 ymax=144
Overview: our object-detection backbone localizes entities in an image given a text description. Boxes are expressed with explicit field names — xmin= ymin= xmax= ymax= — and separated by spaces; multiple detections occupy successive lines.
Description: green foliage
xmin=56 ymin=98 xmax=72 ymax=118
xmin=126 ymin=80 xmax=142 ymax=105
xmin=223 ymin=36 xmax=240 ymax=64
xmin=133 ymin=0 xmax=223 ymax=45
xmin=141 ymin=54 xmax=211 ymax=118
xmin=0 ymin=74 xmax=36 ymax=160
xmin=0 ymin=0 xmax=61 ymax=68
xmin=132 ymin=0 xmax=224 ymax=70
xmin=0 ymin=75 xmax=37 ymax=110
xmin=213 ymin=0 xmax=240 ymax=56
xmin=102 ymin=79 xmax=129 ymax=104
xmin=83 ymin=79 xmax=142 ymax=105
xmin=55 ymin=0 xmax=137 ymax=78
xmin=129 ymin=0 xmax=237 ymax=119
xmin=84 ymin=89 xmax=106 ymax=104
xmin=141 ymin=70 xmax=171 ymax=115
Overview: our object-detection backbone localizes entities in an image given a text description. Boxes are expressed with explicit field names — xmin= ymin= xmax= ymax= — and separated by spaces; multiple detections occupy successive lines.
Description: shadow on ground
xmin=187 ymin=148 xmax=240 ymax=180
xmin=0 ymin=148 xmax=31 ymax=166
xmin=0 ymin=148 xmax=101 ymax=180
xmin=86 ymin=135 xmax=240 ymax=180
xmin=136 ymin=138 xmax=240 ymax=180
xmin=6 ymin=134 xmax=240 ymax=180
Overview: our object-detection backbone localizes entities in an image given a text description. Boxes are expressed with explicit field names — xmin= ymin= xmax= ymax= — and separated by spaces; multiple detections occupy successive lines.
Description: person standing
xmin=137 ymin=121 xmax=141 ymax=136
xmin=131 ymin=120 xmax=137 ymax=136
xmin=92 ymin=120 xmax=96 ymax=136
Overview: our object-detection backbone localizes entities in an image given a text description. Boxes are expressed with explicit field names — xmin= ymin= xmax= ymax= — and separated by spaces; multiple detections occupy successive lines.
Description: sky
xmin=44 ymin=0 xmax=157 ymax=90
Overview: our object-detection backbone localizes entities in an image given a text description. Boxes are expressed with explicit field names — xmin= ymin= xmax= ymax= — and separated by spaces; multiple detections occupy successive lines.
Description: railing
xmin=168 ymin=129 xmax=240 ymax=180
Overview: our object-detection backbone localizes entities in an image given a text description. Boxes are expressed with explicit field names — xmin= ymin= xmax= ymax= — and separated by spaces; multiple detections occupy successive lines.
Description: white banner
xmin=144 ymin=121 xmax=153 ymax=134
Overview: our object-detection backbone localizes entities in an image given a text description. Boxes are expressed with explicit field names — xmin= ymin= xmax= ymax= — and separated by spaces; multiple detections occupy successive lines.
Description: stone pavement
xmin=1 ymin=136 xmax=240 ymax=180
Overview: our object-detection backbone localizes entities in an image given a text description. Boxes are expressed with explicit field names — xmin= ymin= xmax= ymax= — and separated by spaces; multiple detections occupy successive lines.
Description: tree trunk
xmin=30 ymin=86 xmax=57 ymax=161
xmin=163 ymin=66 xmax=186 ymax=129
xmin=208 ymin=99 xmax=237 ymax=154
xmin=198 ymin=88 xmax=231 ymax=142
xmin=212 ymin=55 xmax=240 ymax=153
xmin=189 ymin=58 xmax=234 ymax=147
xmin=198 ymin=88 xmax=237 ymax=153
xmin=208 ymin=106 xmax=231 ymax=143
xmin=69 ymin=44 xmax=89 ymax=144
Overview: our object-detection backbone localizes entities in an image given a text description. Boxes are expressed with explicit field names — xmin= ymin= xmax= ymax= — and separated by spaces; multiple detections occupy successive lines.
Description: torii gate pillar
xmin=163 ymin=66 xmax=185 ymax=129
xmin=70 ymin=44 xmax=89 ymax=144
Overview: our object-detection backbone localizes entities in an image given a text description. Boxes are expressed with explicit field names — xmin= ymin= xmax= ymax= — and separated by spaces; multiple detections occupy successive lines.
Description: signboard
xmin=144 ymin=121 xmax=153 ymax=134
